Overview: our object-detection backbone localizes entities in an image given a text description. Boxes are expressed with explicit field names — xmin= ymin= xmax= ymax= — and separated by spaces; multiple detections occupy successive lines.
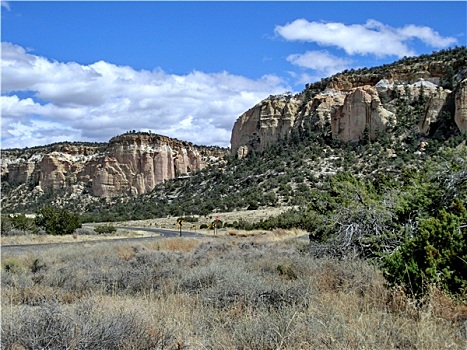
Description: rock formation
xmin=331 ymin=86 xmax=394 ymax=142
xmin=230 ymin=96 xmax=302 ymax=158
xmin=231 ymin=49 xmax=467 ymax=157
xmin=1 ymin=133 xmax=227 ymax=197
xmin=455 ymin=78 xmax=467 ymax=132
xmin=230 ymin=79 xmax=456 ymax=156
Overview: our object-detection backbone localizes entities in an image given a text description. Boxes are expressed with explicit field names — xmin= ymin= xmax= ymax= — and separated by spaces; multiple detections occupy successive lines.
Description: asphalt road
xmin=114 ymin=226 xmax=200 ymax=238
xmin=1 ymin=226 xmax=201 ymax=257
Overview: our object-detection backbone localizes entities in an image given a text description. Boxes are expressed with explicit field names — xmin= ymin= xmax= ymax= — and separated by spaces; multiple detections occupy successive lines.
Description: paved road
xmin=113 ymin=226 xmax=200 ymax=238
xmin=2 ymin=226 xmax=309 ymax=257
xmin=1 ymin=226 xmax=201 ymax=257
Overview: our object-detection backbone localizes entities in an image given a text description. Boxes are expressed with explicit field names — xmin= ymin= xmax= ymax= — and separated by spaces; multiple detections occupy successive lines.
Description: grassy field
xmin=2 ymin=234 xmax=466 ymax=349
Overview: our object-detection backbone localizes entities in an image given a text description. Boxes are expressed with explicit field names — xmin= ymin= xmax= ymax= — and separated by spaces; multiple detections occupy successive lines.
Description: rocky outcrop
xmin=6 ymin=162 xmax=37 ymax=185
xmin=417 ymin=85 xmax=451 ymax=134
xmin=332 ymin=86 xmax=394 ymax=142
xmin=230 ymin=49 xmax=467 ymax=156
xmin=39 ymin=154 xmax=72 ymax=190
xmin=455 ymin=79 xmax=467 ymax=132
xmin=90 ymin=156 xmax=131 ymax=197
xmin=231 ymin=72 xmax=467 ymax=158
xmin=1 ymin=134 xmax=227 ymax=197
xmin=231 ymin=79 xmax=462 ymax=156
xmin=231 ymin=96 xmax=302 ymax=158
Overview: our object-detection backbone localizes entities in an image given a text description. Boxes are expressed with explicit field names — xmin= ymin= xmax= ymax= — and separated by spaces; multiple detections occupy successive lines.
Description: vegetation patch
xmin=2 ymin=238 xmax=465 ymax=349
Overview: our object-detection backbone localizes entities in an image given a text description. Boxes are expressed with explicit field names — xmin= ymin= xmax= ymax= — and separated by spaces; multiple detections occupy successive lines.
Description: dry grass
xmin=208 ymin=228 xmax=307 ymax=241
xmin=2 ymin=237 xmax=466 ymax=349
xmin=115 ymin=207 xmax=294 ymax=231
xmin=145 ymin=237 xmax=202 ymax=252
xmin=0 ymin=228 xmax=157 ymax=246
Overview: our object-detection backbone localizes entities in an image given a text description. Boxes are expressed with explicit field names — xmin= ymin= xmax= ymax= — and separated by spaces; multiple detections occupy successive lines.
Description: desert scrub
xmin=2 ymin=237 xmax=466 ymax=349
xmin=383 ymin=201 xmax=467 ymax=297
xmin=2 ymin=296 xmax=175 ymax=350
xmin=94 ymin=223 xmax=117 ymax=234
xmin=35 ymin=206 xmax=81 ymax=235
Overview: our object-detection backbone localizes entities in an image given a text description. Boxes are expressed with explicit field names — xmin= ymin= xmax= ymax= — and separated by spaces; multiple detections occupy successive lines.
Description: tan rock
xmin=1 ymin=134 xmax=227 ymax=197
xmin=4 ymin=162 xmax=37 ymax=185
xmin=331 ymin=86 xmax=394 ymax=142
xmin=230 ymin=97 xmax=301 ymax=157
xmin=39 ymin=154 xmax=71 ymax=190
xmin=418 ymin=88 xmax=450 ymax=134
xmin=91 ymin=156 xmax=131 ymax=197
xmin=455 ymin=79 xmax=467 ymax=132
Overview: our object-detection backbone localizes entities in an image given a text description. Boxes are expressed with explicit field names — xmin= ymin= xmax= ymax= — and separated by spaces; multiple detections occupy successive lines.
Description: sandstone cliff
xmin=231 ymin=97 xmax=302 ymax=158
xmin=231 ymin=48 xmax=467 ymax=157
xmin=1 ymin=133 xmax=227 ymax=197
xmin=455 ymin=78 xmax=467 ymax=131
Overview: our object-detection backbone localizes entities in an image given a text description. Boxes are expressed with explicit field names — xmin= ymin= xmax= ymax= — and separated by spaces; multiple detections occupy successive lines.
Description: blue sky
xmin=1 ymin=1 xmax=466 ymax=149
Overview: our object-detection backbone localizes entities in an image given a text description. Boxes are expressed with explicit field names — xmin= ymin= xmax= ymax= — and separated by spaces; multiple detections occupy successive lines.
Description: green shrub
xmin=35 ymin=207 xmax=81 ymax=235
xmin=179 ymin=216 xmax=198 ymax=223
xmin=1 ymin=214 xmax=37 ymax=234
xmin=94 ymin=223 xmax=117 ymax=234
xmin=210 ymin=220 xmax=223 ymax=229
xmin=382 ymin=200 xmax=467 ymax=297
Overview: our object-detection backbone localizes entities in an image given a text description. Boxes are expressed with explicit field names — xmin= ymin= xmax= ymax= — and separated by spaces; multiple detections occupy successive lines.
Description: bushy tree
xmin=382 ymin=200 xmax=467 ymax=297
xmin=35 ymin=207 xmax=81 ymax=235
xmin=94 ymin=223 xmax=117 ymax=234
xmin=1 ymin=214 xmax=37 ymax=234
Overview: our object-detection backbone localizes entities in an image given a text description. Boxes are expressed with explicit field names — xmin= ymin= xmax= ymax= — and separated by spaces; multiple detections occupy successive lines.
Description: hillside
xmin=2 ymin=47 xmax=466 ymax=219
xmin=2 ymin=47 xmax=467 ymax=300
xmin=1 ymin=132 xmax=227 ymax=210
xmin=3 ymin=48 xmax=467 ymax=350
xmin=231 ymin=47 xmax=467 ymax=157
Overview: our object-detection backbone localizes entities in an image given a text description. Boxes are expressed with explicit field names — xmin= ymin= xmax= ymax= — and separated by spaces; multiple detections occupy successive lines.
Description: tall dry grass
xmin=2 ymin=236 xmax=466 ymax=349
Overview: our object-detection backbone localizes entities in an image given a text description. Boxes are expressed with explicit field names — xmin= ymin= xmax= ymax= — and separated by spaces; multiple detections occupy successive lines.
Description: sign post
xmin=214 ymin=216 xmax=219 ymax=235
xmin=177 ymin=218 xmax=184 ymax=237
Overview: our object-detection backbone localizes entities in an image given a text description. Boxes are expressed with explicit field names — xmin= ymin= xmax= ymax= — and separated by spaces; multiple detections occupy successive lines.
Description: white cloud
xmin=2 ymin=120 xmax=79 ymax=149
xmin=286 ymin=50 xmax=351 ymax=76
xmin=1 ymin=42 xmax=289 ymax=149
xmin=396 ymin=24 xmax=458 ymax=48
xmin=275 ymin=19 xmax=457 ymax=57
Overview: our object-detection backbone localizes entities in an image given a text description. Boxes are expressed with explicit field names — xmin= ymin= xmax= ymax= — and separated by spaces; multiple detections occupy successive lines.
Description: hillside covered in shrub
xmin=3 ymin=48 xmax=467 ymax=298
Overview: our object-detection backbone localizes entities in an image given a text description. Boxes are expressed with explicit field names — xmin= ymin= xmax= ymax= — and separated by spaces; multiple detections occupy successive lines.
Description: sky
xmin=1 ymin=1 xmax=466 ymax=149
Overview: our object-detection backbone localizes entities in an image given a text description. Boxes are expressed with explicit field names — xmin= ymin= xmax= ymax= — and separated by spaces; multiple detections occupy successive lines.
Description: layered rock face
xmin=332 ymin=86 xmax=394 ymax=142
xmin=455 ymin=79 xmax=467 ymax=132
xmin=1 ymin=134 xmax=227 ymax=197
xmin=231 ymin=97 xmax=302 ymax=158
xmin=231 ymin=54 xmax=467 ymax=157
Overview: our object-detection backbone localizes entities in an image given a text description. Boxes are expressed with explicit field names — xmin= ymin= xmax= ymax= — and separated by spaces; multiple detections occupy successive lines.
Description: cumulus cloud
xmin=275 ymin=19 xmax=457 ymax=57
xmin=1 ymin=42 xmax=289 ymax=149
xmin=287 ymin=50 xmax=351 ymax=77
